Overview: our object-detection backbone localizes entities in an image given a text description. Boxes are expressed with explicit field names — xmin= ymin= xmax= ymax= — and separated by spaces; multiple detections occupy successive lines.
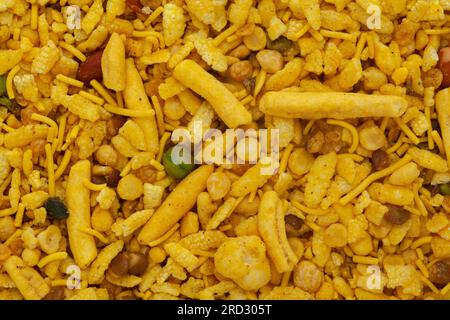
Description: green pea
xmin=440 ymin=183 xmax=450 ymax=196
xmin=0 ymin=75 xmax=6 ymax=97
xmin=163 ymin=146 xmax=195 ymax=179
xmin=44 ymin=197 xmax=69 ymax=220
xmin=0 ymin=97 xmax=21 ymax=119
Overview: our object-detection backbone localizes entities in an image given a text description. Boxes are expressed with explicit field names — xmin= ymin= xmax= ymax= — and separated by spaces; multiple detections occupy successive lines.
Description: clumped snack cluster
xmin=1 ymin=0 xmax=450 ymax=300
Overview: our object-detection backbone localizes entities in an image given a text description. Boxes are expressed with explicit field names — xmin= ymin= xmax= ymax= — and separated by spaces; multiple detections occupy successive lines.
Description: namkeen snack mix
xmin=0 ymin=0 xmax=450 ymax=300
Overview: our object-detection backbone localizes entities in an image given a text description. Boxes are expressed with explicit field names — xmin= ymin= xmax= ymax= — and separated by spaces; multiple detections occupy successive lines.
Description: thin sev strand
xmin=279 ymin=143 xmax=294 ymax=174
xmin=394 ymin=118 xmax=420 ymax=145
xmin=339 ymin=155 xmax=412 ymax=205
xmin=6 ymin=65 xmax=20 ymax=99
xmin=79 ymin=91 xmax=104 ymax=105
xmin=54 ymin=150 xmax=72 ymax=180
xmin=157 ymin=132 xmax=171 ymax=162
xmin=55 ymin=74 xmax=84 ymax=88
xmin=59 ymin=41 xmax=86 ymax=61
xmin=13 ymin=203 xmax=25 ymax=227
xmin=292 ymin=200 xmax=331 ymax=216
xmin=148 ymin=223 xmax=180 ymax=247
xmin=431 ymin=130 xmax=445 ymax=155
xmin=82 ymin=178 xmax=106 ymax=191
xmin=37 ymin=252 xmax=68 ymax=268
xmin=79 ymin=227 xmax=109 ymax=244
xmin=144 ymin=6 xmax=164 ymax=26
xmin=327 ymin=119 xmax=359 ymax=153
xmin=104 ymin=104 xmax=155 ymax=117
xmin=151 ymin=96 xmax=165 ymax=135
xmin=90 ymin=80 xmax=117 ymax=106
xmin=411 ymin=236 xmax=432 ymax=249
xmin=45 ymin=144 xmax=56 ymax=197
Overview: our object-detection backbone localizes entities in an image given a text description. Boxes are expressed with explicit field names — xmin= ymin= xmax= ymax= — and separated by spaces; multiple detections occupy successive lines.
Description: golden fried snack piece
xmin=173 ymin=59 xmax=252 ymax=128
xmin=102 ymin=32 xmax=126 ymax=91
xmin=259 ymin=92 xmax=408 ymax=119
xmin=258 ymin=191 xmax=298 ymax=273
xmin=138 ymin=165 xmax=214 ymax=244
xmin=436 ymin=88 xmax=450 ymax=170
xmin=124 ymin=59 xmax=159 ymax=154
xmin=66 ymin=160 xmax=97 ymax=268
xmin=4 ymin=256 xmax=50 ymax=300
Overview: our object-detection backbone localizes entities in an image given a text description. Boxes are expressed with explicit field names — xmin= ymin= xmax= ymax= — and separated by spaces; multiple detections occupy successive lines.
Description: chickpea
xmin=91 ymin=206 xmax=113 ymax=233
xmin=288 ymin=148 xmax=315 ymax=176
xmin=429 ymin=258 xmax=450 ymax=285
xmin=206 ymin=172 xmax=231 ymax=201
xmin=293 ymin=260 xmax=324 ymax=293
xmin=109 ymin=253 xmax=129 ymax=277
xmin=22 ymin=248 xmax=41 ymax=267
xmin=149 ymin=247 xmax=167 ymax=264
xmin=234 ymin=194 xmax=260 ymax=217
xmin=128 ymin=252 xmax=149 ymax=276
xmin=422 ymin=68 xmax=443 ymax=88
xmin=349 ymin=233 xmax=373 ymax=256
xmin=163 ymin=97 xmax=186 ymax=121
xmin=359 ymin=126 xmax=386 ymax=151
xmin=384 ymin=205 xmax=411 ymax=225
xmin=256 ymin=50 xmax=284 ymax=73
xmin=243 ymin=26 xmax=267 ymax=51
xmin=371 ymin=149 xmax=390 ymax=171
xmin=228 ymin=61 xmax=253 ymax=82
xmin=117 ymin=174 xmax=143 ymax=200
xmin=95 ymin=145 xmax=118 ymax=167
xmin=229 ymin=45 xmax=251 ymax=59
xmin=324 ymin=223 xmax=348 ymax=248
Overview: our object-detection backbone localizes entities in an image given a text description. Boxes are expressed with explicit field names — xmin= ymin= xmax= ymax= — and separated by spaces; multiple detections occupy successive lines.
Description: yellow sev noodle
xmin=56 ymin=74 xmax=84 ymax=88
xmin=326 ymin=119 xmax=359 ymax=153
xmin=79 ymin=227 xmax=109 ymax=244
xmin=339 ymin=155 xmax=412 ymax=205
xmin=37 ymin=252 xmax=68 ymax=268
xmin=104 ymin=104 xmax=155 ymax=117
xmin=54 ymin=150 xmax=72 ymax=180
xmin=6 ymin=65 xmax=20 ymax=99
xmin=13 ymin=203 xmax=25 ymax=227
xmin=90 ymin=80 xmax=117 ymax=106
xmin=59 ymin=41 xmax=86 ymax=61
xmin=82 ymin=178 xmax=106 ymax=191
xmin=3 ymin=0 xmax=450 ymax=302
xmin=45 ymin=144 xmax=56 ymax=197
xmin=147 ymin=223 xmax=180 ymax=247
